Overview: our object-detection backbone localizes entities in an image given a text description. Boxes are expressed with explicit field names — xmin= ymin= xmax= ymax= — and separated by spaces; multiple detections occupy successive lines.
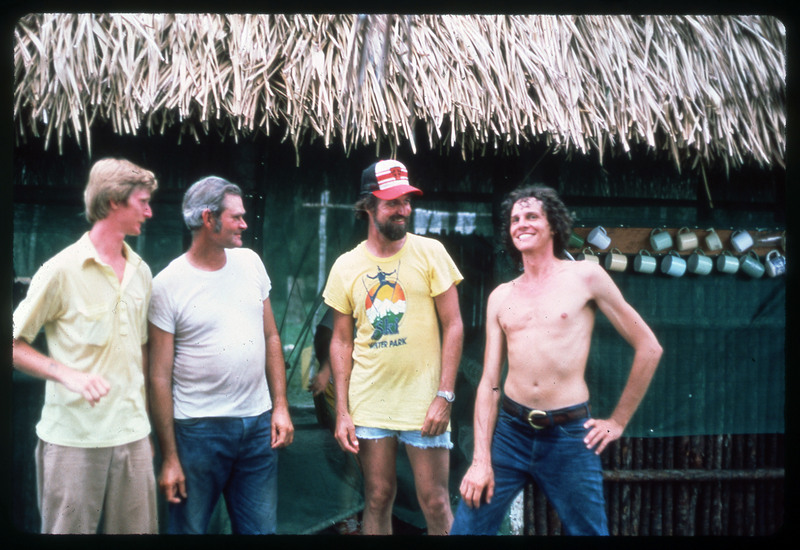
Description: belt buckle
xmin=526 ymin=409 xmax=547 ymax=430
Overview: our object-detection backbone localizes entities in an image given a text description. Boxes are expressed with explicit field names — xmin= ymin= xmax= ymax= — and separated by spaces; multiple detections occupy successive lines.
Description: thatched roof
xmin=13 ymin=14 xmax=785 ymax=171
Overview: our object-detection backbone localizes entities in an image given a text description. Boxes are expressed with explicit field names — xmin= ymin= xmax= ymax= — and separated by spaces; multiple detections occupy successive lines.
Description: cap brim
xmin=372 ymin=185 xmax=423 ymax=200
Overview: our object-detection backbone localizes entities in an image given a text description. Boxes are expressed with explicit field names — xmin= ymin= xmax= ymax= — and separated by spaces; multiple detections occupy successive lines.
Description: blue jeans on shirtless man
xmin=450 ymin=398 xmax=608 ymax=536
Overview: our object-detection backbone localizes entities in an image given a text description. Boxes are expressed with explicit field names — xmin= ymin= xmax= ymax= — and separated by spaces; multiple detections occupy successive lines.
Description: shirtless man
xmin=450 ymin=184 xmax=662 ymax=536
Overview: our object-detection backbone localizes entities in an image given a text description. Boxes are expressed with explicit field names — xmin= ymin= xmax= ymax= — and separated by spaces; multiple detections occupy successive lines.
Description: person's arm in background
xmin=330 ymin=309 xmax=358 ymax=454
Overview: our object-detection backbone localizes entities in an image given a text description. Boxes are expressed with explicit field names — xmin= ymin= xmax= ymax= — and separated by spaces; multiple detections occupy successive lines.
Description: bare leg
xmin=405 ymin=445 xmax=453 ymax=535
xmin=358 ymin=437 xmax=398 ymax=535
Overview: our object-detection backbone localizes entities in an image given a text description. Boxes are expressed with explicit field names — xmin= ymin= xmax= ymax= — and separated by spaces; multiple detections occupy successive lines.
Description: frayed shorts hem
xmin=354 ymin=426 xmax=453 ymax=449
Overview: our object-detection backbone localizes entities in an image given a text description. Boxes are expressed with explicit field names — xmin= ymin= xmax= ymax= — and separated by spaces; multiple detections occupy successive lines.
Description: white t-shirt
xmin=148 ymin=247 xmax=273 ymax=419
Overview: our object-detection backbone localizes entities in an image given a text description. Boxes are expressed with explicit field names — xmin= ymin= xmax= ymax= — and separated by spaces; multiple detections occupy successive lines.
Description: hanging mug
xmin=731 ymin=230 xmax=754 ymax=253
xmin=661 ymin=250 xmax=686 ymax=277
xmin=765 ymin=250 xmax=786 ymax=278
xmin=633 ymin=249 xmax=657 ymax=274
xmin=687 ymin=249 xmax=713 ymax=275
xmin=650 ymin=228 xmax=672 ymax=252
xmin=676 ymin=227 xmax=699 ymax=252
xmin=704 ymin=228 xmax=723 ymax=251
xmin=586 ymin=226 xmax=611 ymax=250
xmin=576 ymin=247 xmax=600 ymax=264
xmin=604 ymin=248 xmax=628 ymax=272
xmin=568 ymin=232 xmax=585 ymax=249
xmin=739 ymin=251 xmax=764 ymax=278
xmin=716 ymin=250 xmax=739 ymax=274
xmin=754 ymin=233 xmax=783 ymax=247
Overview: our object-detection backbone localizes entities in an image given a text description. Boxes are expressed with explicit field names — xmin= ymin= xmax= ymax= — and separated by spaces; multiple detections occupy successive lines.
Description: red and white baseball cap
xmin=360 ymin=160 xmax=423 ymax=200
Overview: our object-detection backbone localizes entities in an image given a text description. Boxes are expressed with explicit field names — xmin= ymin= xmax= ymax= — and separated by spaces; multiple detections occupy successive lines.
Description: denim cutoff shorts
xmin=355 ymin=426 xmax=453 ymax=449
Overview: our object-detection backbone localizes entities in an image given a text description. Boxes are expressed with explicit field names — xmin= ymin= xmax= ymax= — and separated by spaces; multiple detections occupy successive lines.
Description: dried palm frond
xmin=13 ymin=14 xmax=785 ymax=171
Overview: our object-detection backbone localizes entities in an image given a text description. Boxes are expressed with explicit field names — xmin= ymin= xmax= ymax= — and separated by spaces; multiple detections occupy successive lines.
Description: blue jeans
xmin=168 ymin=410 xmax=278 ymax=534
xmin=451 ymin=408 xmax=608 ymax=536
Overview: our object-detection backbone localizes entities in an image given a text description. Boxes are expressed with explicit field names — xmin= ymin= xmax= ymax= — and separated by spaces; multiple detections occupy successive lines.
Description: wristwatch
xmin=436 ymin=390 xmax=455 ymax=403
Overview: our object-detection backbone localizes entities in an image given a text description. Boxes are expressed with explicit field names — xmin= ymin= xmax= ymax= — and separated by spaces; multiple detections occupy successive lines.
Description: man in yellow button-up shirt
xmin=12 ymin=158 xmax=160 ymax=534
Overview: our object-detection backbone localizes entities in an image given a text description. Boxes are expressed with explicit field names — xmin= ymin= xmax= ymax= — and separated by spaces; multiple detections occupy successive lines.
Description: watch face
xmin=438 ymin=391 xmax=455 ymax=402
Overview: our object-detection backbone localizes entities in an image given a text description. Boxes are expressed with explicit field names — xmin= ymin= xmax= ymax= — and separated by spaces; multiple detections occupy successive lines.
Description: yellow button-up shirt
xmin=13 ymin=232 xmax=152 ymax=447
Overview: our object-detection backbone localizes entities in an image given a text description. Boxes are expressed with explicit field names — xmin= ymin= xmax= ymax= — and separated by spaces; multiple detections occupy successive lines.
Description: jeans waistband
xmin=501 ymin=396 xmax=590 ymax=430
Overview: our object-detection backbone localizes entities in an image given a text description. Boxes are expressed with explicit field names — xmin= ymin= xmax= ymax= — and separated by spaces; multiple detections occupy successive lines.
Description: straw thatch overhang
xmin=13 ymin=14 xmax=785 ymax=172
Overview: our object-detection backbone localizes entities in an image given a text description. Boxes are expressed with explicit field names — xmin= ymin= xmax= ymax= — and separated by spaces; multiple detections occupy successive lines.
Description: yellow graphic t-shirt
xmin=323 ymin=233 xmax=463 ymax=431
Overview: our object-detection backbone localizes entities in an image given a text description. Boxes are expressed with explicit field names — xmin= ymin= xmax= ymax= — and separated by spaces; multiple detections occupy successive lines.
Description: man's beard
xmin=375 ymin=215 xmax=409 ymax=241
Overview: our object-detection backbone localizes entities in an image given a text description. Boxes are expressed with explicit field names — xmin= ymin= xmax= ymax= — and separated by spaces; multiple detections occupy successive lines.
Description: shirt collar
xmin=77 ymin=232 xmax=142 ymax=269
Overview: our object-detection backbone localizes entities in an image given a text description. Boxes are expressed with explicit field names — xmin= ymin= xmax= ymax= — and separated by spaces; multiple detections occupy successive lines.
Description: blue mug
xmin=633 ymin=250 xmax=657 ymax=274
xmin=716 ymin=251 xmax=739 ymax=274
xmin=687 ymin=249 xmax=713 ymax=275
xmin=650 ymin=228 xmax=673 ymax=252
xmin=661 ymin=251 xmax=686 ymax=277
xmin=739 ymin=251 xmax=764 ymax=278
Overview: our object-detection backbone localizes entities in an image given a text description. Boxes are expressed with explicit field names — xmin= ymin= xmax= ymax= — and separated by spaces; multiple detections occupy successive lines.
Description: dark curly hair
xmin=354 ymin=193 xmax=378 ymax=221
xmin=500 ymin=184 xmax=573 ymax=266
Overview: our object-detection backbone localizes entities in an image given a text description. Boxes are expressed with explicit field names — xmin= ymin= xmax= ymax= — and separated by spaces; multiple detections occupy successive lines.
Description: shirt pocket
xmin=75 ymin=303 xmax=112 ymax=347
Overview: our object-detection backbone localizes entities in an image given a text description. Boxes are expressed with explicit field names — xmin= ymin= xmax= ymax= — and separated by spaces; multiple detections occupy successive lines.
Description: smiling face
xmin=509 ymin=197 xmax=553 ymax=254
xmin=211 ymin=193 xmax=248 ymax=248
xmin=371 ymin=193 xmax=413 ymax=241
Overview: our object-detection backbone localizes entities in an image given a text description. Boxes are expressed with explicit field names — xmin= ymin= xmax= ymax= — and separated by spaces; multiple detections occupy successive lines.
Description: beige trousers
xmin=35 ymin=436 xmax=158 ymax=534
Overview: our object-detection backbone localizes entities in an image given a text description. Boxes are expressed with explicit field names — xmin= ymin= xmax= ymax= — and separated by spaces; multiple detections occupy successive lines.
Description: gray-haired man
xmin=148 ymin=176 xmax=294 ymax=534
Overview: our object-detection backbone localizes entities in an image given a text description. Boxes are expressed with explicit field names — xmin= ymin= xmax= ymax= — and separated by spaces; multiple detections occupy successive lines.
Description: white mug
xmin=676 ymin=227 xmax=699 ymax=252
xmin=661 ymin=250 xmax=686 ymax=277
xmin=716 ymin=251 xmax=739 ymax=274
xmin=604 ymin=248 xmax=628 ymax=272
xmin=731 ymin=230 xmax=754 ymax=253
xmin=633 ymin=250 xmax=657 ymax=274
xmin=586 ymin=226 xmax=611 ymax=250
xmin=765 ymin=250 xmax=786 ymax=278
xmin=687 ymin=249 xmax=713 ymax=275
xmin=704 ymin=228 xmax=723 ymax=251
xmin=650 ymin=228 xmax=672 ymax=252
xmin=576 ymin=247 xmax=600 ymax=263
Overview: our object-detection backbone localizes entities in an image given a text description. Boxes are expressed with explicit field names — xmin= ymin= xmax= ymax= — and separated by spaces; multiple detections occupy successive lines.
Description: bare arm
xmin=12 ymin=338 xmax=110 ymax=406
xmin=309 ymin=358 xmax=332 ymax=396
xmin=422 ymin=284 xmax=464 ymax=436
xmin=459 ymin=287 xmax=506 ymax=508
xmin=263 ymin=298 xmax=294 ymax=449
xmin=583 ymin=266 xmax=663 ymax=454
xmin=148 ymin=323 xmax=186 ymax=503
xmin=330 ymin=309 xmax=358 ymax=454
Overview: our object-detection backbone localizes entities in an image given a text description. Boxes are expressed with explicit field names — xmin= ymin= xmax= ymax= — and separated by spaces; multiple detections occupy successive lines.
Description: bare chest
xmin=497 ymin=281 xmax=593 ymax=335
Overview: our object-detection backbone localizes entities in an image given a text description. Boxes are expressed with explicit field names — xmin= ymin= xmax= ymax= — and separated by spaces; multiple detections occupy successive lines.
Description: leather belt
xmin=501 ymin=396 xmax=590 ymax=430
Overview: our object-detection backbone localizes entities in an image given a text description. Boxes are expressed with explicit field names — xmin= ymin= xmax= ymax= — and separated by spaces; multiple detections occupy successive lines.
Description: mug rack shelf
xmin=569 ymin=227 xmax=785 ymax=257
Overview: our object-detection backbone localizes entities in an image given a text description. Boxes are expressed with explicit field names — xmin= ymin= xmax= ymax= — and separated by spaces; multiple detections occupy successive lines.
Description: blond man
xmin=12 ymin=158 xmax=159 ymax=534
